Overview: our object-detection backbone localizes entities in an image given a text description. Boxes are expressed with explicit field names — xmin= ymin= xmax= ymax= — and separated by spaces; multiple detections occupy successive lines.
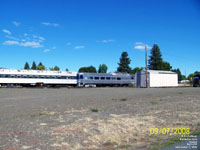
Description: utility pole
xmin=145 ymin=45 xmax=148 ymax=88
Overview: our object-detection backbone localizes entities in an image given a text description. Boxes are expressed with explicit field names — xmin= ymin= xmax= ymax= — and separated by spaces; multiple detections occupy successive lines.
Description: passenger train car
xmin=0 ymin=69 xmax=77 ymax=87
xmin=193 ymin=75 xmax=200 ymax=87
xmin=77 ymin=72 xmax=135 ymax=87
xmin=0 ymin=69 xmax=135 ymax=87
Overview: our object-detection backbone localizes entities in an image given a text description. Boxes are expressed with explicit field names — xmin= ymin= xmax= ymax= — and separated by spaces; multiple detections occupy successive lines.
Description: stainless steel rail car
xmin=77 ymin=72 xmax=135 ymax=87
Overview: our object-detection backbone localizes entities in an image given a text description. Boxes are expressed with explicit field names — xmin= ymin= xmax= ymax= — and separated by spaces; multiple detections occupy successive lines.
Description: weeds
xmin=90 ymin=108 xmax=98 ymax=112
xmin=120 ymin=98 xmax=127 ymax=101
xmin=151 ymin=101 xmax=158 ymax=105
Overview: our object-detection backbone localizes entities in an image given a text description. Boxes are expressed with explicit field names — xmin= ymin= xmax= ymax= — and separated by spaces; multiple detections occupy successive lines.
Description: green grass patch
xmin=90 ymin=108 xmax=98 ymax=112
xmin=190 ymin=131 xmax=200 ymax=136
xmin=149 ymin=136 xmax=181 ymax=150
xmin=120 ymin=98 xmax=127 ymax=101
xmin=151 ymin=101 xmax=158 ymax=105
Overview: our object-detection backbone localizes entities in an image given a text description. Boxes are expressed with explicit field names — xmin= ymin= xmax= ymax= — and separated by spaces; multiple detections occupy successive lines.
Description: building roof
xmin=139 ymin=70 xmax=177 ymax=74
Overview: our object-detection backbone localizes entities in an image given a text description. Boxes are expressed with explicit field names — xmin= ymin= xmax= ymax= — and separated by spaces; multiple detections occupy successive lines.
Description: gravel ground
xmin=0 ymin=87 xmax=199 ymax=150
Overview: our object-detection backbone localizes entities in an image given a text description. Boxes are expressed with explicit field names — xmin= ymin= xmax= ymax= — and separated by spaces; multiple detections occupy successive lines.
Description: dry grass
xmin=49 ymin=108 xmax=200 ymax=149
xmin=51 ymin=114 xmax=162 ymax=149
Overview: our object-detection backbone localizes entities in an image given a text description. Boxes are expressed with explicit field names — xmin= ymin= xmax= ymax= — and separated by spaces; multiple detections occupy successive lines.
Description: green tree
xmin=37 ymin=62 xmax=45 ymax=70
xmin=78 ymin=66 xmax=97 ymax=73
xmin=38 ymin=62 xmax=43 ymax=66
xmin=194 ymin=71 xmax=200 ymax=75
xmin=130 ymin=67 xmax=143 ymax=74
xmin=159 ymin=61 xmax=172 ymax=71
xmin=117 ymin=52 xmax=131 ymax=73
xmin=24 ymin=62 xmax=30 ymax=70
xmin=54 ymin=66 xmax=60 ymax=71
xmin=49 ymin=66 xmax=60 ymax=71
xmin=172 ymin=68 xmax=182 ymax=81
xmin=187 ymin=71 xmax=200 ymax=81
xmin=37 ymin=65 xmax=45 ymax=70
xmin=148 ymin=44 xmax=163 ymax=70
xmin=66 ymin=68 xmax=69 ymax=71
xmin=148 ymin=44 xmax=172 ymax=71
xmin=182 ymin=75 xmax=186 ymax=80
xmin=49 ymin=67 xmax=54 ymax=71
xmin=98 ymin=64 xmax=108 ymax=73
xmin=31 ymin=61 xmax=37 ymax=70
xmin=187 ymin=73 xmax=194 ymax=81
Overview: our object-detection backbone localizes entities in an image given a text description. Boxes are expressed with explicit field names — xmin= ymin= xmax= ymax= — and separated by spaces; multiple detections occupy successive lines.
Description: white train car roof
xmin=0 ymin=69 xmax=77 ymax=76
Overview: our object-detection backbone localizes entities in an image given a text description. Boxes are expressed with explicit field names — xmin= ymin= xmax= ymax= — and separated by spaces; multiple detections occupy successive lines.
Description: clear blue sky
xmin=0 ymin=0 xmax=199 ymax=75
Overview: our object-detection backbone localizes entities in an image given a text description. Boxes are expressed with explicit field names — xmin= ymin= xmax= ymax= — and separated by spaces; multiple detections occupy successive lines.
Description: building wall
xmin=136 ymin=70 xmax=178 ymax=88
xmin=149 ymin=73 xmax=178 ymax=87
xmin=135 ymin=71 xmax=149 ymax=88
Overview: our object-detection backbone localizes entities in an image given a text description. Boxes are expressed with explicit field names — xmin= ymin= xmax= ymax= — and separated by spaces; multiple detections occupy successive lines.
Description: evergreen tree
xmin=117 ymin=52 xmax=131 ymax=73
xmin=38 ymin=62 xmax=43 ymax=66
xmin=37 ymin=65 xmax=45 ymax=70
xmin=176 ymin=68 xmax=182 ymax=81
xmin=148 ymin=44 xmax=163 ymax=70
xmin=172 ymin=68 xmax=182 ymax=81
xmin=98 ymin=64 xmax=108 ymax=73
xmin=31 ymin=61 xmax=37 ymax=70
xmin=24 ymin=62 xmax=30 ymax=70
xmin=159 ymin=61 xmax=172 ymax=71
xmin=65 ymin=68 xmax=69 ymax=71
xmin=37 ymin=62 xmax=45 ymax=70
xmin=148 ymin=44 xmax=172 ymax=71
xmin=54 ymin=66 xmax=60 ymax=71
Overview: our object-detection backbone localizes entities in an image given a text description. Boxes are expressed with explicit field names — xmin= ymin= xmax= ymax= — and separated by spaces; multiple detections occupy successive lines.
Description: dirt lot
xmin=0 ymin=87 xmax=199 ymax=150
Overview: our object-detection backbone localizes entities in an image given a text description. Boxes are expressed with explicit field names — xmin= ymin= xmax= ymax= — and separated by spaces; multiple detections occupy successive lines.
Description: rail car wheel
xmin=36 ymin=82 xmax=44 ymax=87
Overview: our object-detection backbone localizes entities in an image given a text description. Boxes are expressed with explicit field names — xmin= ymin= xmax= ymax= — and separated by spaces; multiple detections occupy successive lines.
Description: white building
xmin=135 ymin=70 xmax=178 ymax=88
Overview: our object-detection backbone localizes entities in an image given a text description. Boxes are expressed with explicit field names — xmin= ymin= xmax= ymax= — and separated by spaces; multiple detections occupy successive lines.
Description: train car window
xmin=90 ymin=77 xmax=93 ymax=80
xmin=80 ymin=75 xmax=83 ymax=79
xmin=61 ymin=76 xmax=66 ymax=79
xmin=70 ymin=76 xmax=77 ymax=79
xmin=101 ymin=77 xmax=105 ymax=80
xmin=106 ymin=77 xmax=110 ymax=80
xmin=112 ymin=77 xmax=115 ymax=80
xmin=84 ymin=77 xmax=88 ymax=79
xmin=117 ymin=77 xmax=121 ymax=80
xmin=95 ymin=77 xmax=99 ymax=80
xmin=10 ymin=75 xmax=14 ymax=78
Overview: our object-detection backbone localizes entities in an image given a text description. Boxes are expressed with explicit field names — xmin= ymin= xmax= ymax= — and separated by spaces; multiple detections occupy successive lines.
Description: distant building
xmin=135 ymin=70 xmax=178 ymax=88
xmin=180 ymin=80 xmax=190 ymax=84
